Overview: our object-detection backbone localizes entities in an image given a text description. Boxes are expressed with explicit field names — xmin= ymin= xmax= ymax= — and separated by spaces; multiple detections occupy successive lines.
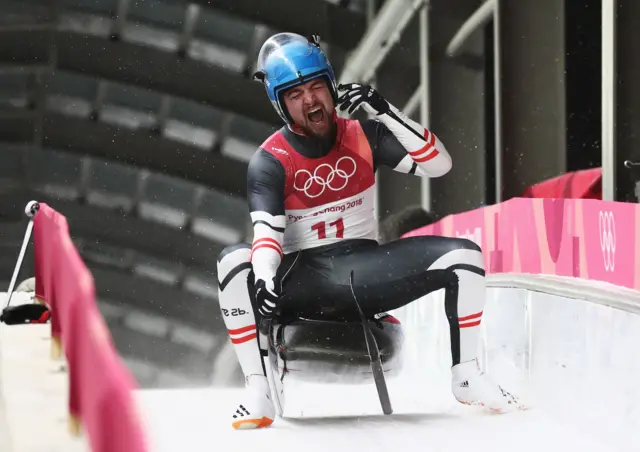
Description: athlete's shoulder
xmin=247 ymin=147 xmax=287 ymax=213
xmin=259 ymin=127 xmax=291 ymax=158
xmin=355 ymin=117 xmax=392 ymax=147
xmin=357 ymin=117 xmax=385 ymax=134
xmin=248 ymin=147 xmax=285 ymax=175
xmin=337 ymin=117 xmax=383 ymax=145
xmin=336 ymin=115 xmax=363 ymax=132
xmin=342 ymin=116 xmax=363 ymax=126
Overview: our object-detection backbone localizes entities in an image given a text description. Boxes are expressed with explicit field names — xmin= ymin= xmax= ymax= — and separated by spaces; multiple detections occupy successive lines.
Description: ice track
xmin=136 ymin=370 xmax=617 ymax=452
xmin=135 ymin=286 xmax=627 ymax=452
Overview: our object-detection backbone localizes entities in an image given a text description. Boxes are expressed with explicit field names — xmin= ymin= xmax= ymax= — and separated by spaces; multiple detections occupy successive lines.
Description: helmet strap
xmin=276 ymin=90 xmax=294 ymax=124
xmin=307 ymin=34 xmax=322 ymax=47
xmin=252 ymin=70 xmax=267 ymax=83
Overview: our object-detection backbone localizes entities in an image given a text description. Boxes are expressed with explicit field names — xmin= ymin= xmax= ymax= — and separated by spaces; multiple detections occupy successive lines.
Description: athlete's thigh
xmin=331 ymin=235 xmax=481 ymax=315
xmin=277 ymin=248 xmax=360 ymax=320
xmin=276 ymin=236 xmax=480 ymax=319
xmin=342 ymin=235 xmax=480 ymax=277
xmin=273 ymin=251 xmax=324 ymax=316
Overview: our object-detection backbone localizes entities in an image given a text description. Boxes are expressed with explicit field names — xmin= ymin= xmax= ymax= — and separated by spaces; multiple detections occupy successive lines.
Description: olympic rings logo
xmin=598 ymin=210 xmax=616 ymax=272
xmin=293 ymin=157 xmax=357 ymax=198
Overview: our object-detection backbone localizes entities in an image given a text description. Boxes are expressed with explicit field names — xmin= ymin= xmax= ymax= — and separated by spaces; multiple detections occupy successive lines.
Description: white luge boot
xmin=437 ymin=253 xmax=524 ymax=414
xmin=217 ymin=245 xmax=276 ymax=430
xmin=231 ymin=374 xmax=276 ymax=430
xmin=451 ymin=358 xmax=523 ymax=413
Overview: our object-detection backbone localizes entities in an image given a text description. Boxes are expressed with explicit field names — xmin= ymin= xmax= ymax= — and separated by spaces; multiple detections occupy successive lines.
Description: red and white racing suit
xmin=214 ymin=108 xmax=484 ymax=368
xmin=248 ymin=112 xmax=452 ymax=284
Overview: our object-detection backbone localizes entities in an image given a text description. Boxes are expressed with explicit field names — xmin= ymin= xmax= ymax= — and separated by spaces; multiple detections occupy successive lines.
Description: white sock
xmin=454 ymin=269 xmax=485 ymax=364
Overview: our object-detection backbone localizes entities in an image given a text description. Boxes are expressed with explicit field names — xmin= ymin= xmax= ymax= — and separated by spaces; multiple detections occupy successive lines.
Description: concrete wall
xmin=498 ymin=0 xmax=567 ymax=200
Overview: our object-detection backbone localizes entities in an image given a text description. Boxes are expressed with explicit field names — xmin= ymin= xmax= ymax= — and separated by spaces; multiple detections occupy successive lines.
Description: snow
xmin=0 ymin=293 xmax=89 ymax=452
xmin=136 ymin=371 xmax=618 ymax=452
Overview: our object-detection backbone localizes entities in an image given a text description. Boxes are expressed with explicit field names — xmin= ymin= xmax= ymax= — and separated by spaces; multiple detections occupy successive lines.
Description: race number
xmin=311 ymin=218 xmax=345 ymax=239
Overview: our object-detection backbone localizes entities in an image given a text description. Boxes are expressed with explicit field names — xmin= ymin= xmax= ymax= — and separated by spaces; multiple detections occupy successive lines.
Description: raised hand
xmin=337 ymin=83 xmax=391 ymax=116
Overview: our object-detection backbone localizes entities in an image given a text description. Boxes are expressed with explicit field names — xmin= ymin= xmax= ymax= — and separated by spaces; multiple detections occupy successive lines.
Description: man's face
xmin=282 ymin=78 xmax=335 ymax=139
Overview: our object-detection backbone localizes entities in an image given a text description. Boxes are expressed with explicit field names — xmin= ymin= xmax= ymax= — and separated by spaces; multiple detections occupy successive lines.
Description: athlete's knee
xmin=217 ymin=243 xmax=252 ymax=291
xmin=448 ymin=237 xmax=482 ymax=253
xmin=218 ymin=243 xmax=251 ymax=265
xmin=424 ymin=236 xmax=484 ymax=271
xmin=446 ymin=238 xmax=484 ymax=272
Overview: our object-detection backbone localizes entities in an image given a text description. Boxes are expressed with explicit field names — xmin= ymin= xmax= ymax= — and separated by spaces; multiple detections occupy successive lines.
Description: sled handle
xmin=349 ymin=271 xmax=393 ymax=415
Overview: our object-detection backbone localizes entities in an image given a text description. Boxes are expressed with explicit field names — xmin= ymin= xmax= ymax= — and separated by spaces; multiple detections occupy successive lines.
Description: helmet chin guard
xmin=253 ymin=33 xmax=338 ymax=124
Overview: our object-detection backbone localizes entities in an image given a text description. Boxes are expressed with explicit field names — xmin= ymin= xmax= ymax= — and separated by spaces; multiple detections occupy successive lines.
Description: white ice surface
xmin=134 ymin=282 xmax=631 ymax=452
xmin=136 ymin=367 xmax=619 ymax=452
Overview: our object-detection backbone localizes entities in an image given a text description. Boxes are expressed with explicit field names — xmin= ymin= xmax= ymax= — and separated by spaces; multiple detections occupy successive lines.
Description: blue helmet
xmin=253 ymin=33 xmax=338 ymax=124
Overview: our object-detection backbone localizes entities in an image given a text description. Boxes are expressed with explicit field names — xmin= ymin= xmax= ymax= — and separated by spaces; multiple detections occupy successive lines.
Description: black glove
xmin=255 ymin=277 xmax=280 ymax=320
xmin=337 ymin=83 xmax=391 ymax=116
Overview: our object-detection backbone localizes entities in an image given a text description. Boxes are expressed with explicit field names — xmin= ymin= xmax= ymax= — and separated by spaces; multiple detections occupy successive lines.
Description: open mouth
xmin=307 ymin=107 xmax=325 ymax=123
